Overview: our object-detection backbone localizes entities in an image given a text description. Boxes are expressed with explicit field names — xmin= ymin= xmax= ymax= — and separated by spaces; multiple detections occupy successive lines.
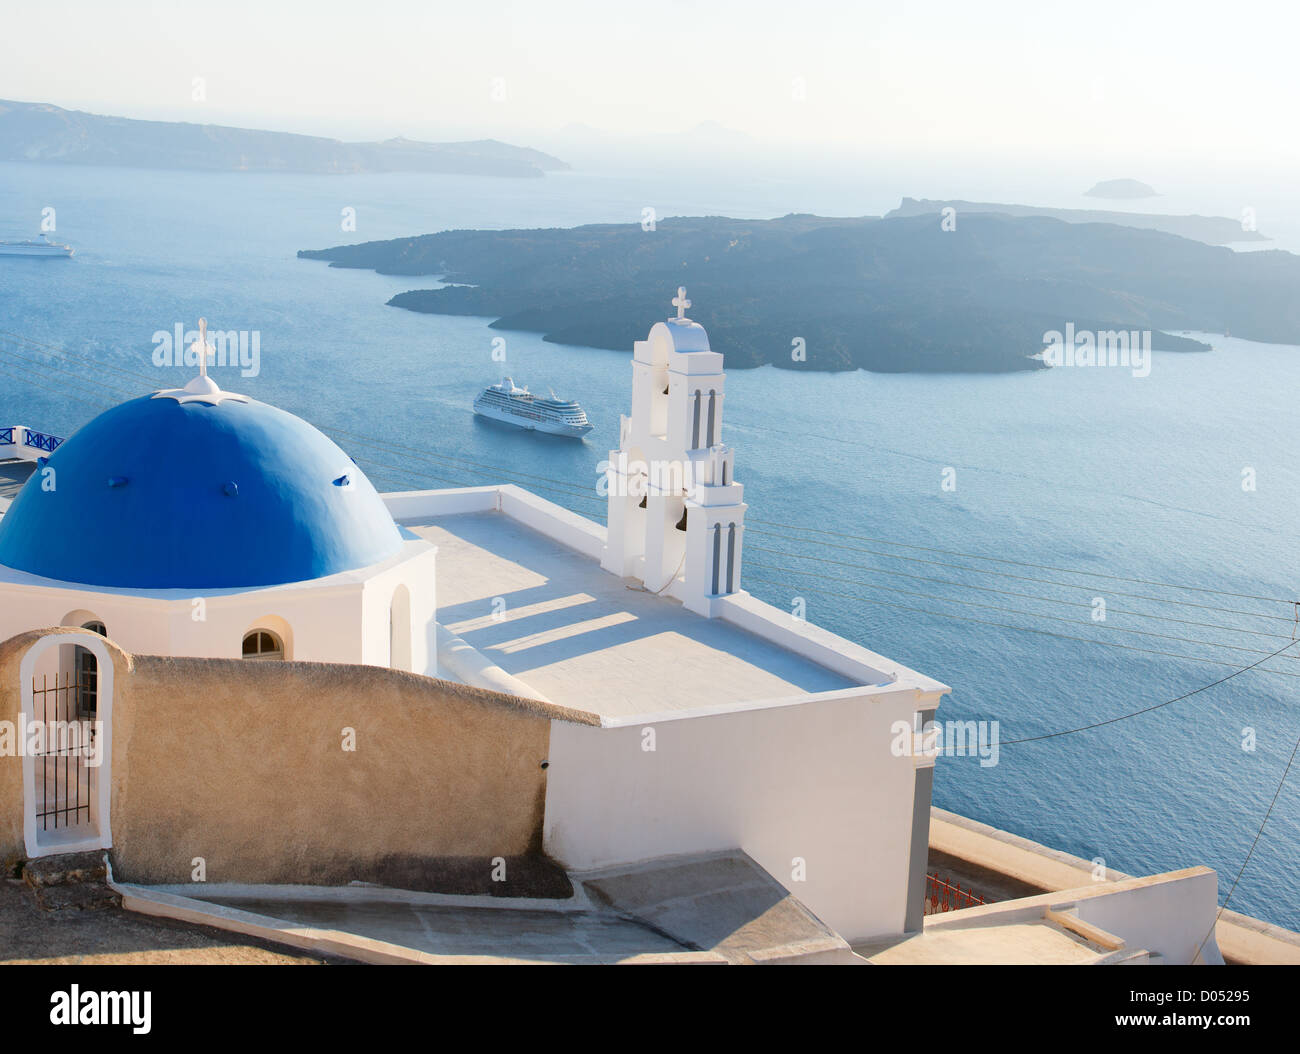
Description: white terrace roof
xmin=0 ymin=460 xmax=36 ymax=510
xmin=390 ymin=486 xmax=949 ymax=723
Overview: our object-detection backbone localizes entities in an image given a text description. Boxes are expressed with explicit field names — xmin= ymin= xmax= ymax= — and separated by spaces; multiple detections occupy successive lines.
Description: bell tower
xmin=602 ymin=289 xmax=747 ymax=616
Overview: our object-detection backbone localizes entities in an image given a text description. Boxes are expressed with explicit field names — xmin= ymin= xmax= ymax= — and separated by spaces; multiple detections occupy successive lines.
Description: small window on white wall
xmin=242 ymin=630 xmax=284 ymax=661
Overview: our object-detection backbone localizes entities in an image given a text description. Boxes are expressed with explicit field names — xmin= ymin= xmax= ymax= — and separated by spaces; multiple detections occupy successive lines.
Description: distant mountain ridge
xmin=887 ymin=197 xmax=1262 ymax=246
xmin=0 ymin=99 xmax=569 ymax=177
xmin=292 ymin=209 xmax=1300 ymax=373
xmin=1085 ymin=178 xmax=1158 ymax=199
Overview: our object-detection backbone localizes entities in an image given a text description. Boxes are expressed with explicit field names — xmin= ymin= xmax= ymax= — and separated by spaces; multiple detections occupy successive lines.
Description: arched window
xmin=242 ymin=629 xmax=284 ymax=661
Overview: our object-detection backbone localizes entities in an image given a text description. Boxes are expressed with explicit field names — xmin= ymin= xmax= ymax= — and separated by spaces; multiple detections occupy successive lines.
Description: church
xmin=0 ymin=319 xmax=437 ymax=672
xmin=0 ymin=297 xmax=1238 ymax=963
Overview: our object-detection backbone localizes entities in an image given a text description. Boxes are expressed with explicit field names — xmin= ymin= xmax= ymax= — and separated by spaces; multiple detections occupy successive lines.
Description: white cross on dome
xmin=192 ymin=317 xmax=212 ymax=381
xmin=152 ymin=317 xmax=249 ymax=406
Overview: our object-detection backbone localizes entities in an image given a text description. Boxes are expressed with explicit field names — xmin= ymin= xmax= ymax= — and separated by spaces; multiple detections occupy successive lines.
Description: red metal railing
xmin=925 ymin=873 xmax=986 ymax=915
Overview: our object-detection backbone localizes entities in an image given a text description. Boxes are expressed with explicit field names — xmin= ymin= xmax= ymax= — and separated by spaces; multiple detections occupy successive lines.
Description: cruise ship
xmin=473 ymin=378 xmax=593 ymax=437
xmin=0 ymin=233 xmax=74 ymax=258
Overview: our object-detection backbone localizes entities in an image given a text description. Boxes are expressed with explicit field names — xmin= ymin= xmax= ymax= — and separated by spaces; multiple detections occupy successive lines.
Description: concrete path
xmin=119 ymin=851 xmax=858 ymax=964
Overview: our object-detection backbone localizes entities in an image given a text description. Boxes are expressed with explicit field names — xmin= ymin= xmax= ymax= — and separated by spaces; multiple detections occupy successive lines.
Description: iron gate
xmin=31 ymin=673 xmax=96 ymax=832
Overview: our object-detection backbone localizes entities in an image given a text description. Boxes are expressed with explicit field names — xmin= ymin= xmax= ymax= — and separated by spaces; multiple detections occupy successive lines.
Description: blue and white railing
xmin=0 ymin=425 xmax=65 ymax=461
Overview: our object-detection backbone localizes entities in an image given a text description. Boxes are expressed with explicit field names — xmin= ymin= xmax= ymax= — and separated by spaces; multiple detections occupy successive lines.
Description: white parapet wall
xmin=0 ymin=425 xmax=63 ymax=464
xmin=383 ymin=485 xmax=606 ymax=562
xmin=717 ymin=590 xmax=949 ymax=694
xmin=922 ymin=867 xmax=1226 ymax=965
xmin=497 ymin=486 xmax=605 ymax=562
xmin=434 ymin=622 xmax=553 ymax=702
xmin=931 ymin=806 xmax=1300 ymax=964
xmin=382 ymin=485 xmax=501 ymax=521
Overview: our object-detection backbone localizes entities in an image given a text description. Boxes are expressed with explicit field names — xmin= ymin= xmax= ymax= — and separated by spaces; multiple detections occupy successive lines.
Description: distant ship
xmin=473 ymin=378 xmax=593 ymax=437
xmin=0 ymin=233 xmax=74 ymax=258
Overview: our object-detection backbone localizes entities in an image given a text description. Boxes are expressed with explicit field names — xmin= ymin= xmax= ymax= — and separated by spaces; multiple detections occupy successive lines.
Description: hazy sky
xmin=3 ymin=0 xmax=1297 ymax=167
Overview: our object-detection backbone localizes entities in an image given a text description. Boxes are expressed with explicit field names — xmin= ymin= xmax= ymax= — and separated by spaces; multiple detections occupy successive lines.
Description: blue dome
xmin=0 ymin=392 xmax=404 ymax=589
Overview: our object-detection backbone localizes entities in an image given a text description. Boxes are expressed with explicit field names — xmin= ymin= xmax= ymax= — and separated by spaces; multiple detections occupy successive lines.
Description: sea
xmin=1 ymin=159 xmax=1297 ymax=930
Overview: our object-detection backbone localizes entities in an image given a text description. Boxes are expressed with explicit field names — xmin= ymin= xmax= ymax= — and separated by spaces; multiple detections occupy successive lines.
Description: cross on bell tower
xmin=672 ymin=287 xmax=691 ymax=320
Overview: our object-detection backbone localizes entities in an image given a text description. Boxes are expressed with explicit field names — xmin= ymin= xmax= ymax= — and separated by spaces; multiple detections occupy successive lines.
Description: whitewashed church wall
xmin=0 ymin=585 xmax=172 ymax=658
xmin=542 ymin=688 xmax=923 ymax=942
xmin=0 ymin=583 xmax=367 ymax=665
xmin=358 ymin=546 xmax=439 ymax=674
xmin=168 ymin=590 xmax=366 ymax=665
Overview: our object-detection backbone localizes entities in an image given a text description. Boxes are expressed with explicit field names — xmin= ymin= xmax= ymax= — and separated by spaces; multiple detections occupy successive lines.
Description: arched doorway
xmin=21 ymin=631 xmax=114 ymax=857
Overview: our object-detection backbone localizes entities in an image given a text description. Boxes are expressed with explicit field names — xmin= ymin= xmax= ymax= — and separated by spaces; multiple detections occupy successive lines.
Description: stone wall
xmin=1 ymin=628 xmax=595 ymax=890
